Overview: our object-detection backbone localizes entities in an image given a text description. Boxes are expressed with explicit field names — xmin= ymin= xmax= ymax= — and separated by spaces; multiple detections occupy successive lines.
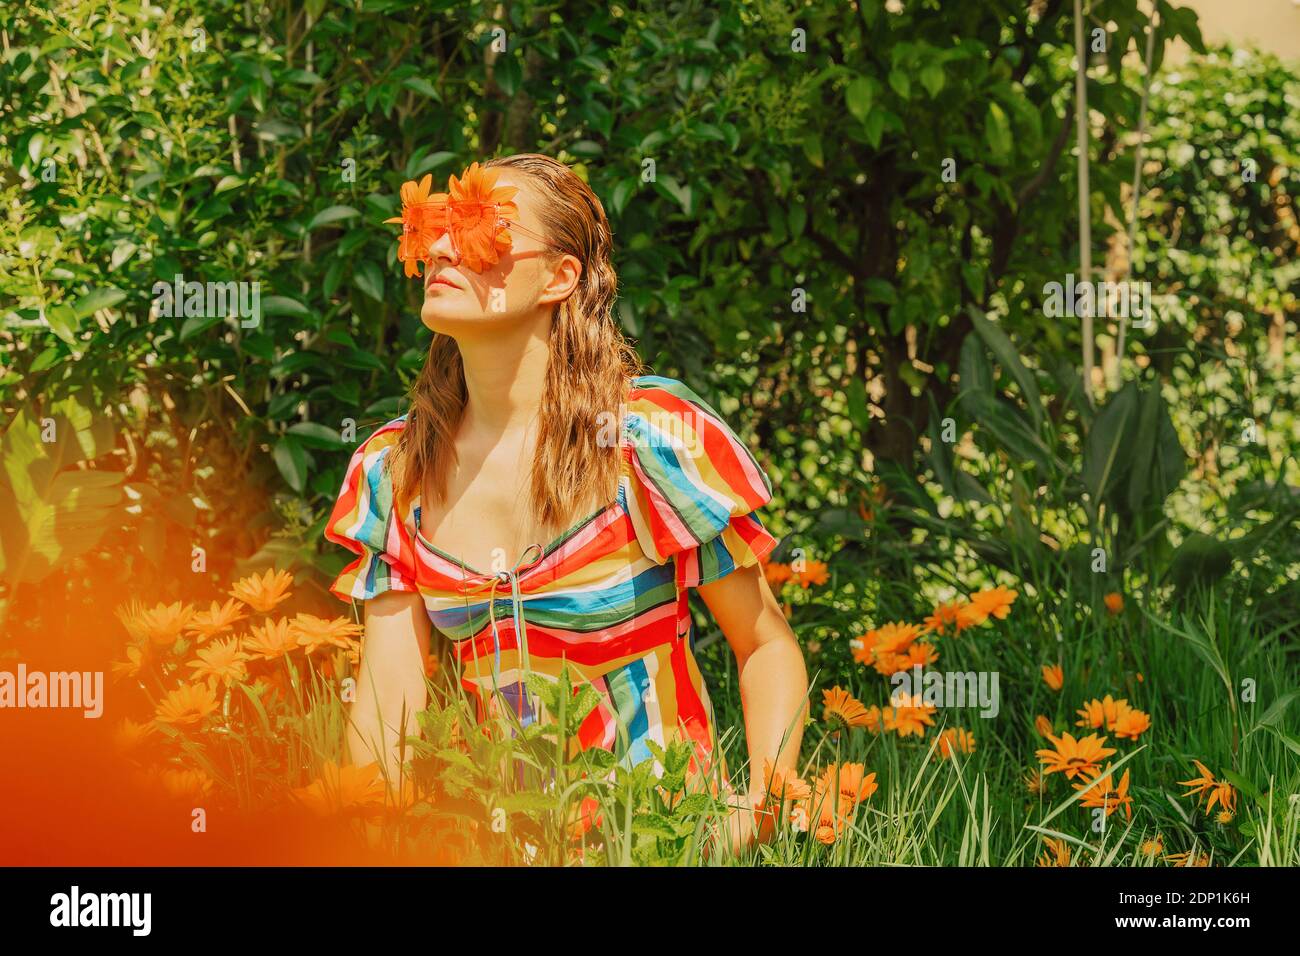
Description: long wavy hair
xmin=389 ymin=153 xmax=643 ymax=533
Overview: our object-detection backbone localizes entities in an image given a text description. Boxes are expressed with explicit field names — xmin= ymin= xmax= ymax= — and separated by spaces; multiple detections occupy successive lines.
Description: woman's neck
xmin=454 ymin=311 xmax=551 ymax=436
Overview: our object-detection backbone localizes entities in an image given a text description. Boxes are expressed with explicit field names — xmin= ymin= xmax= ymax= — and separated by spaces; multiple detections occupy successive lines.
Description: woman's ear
xmin=539 ymin=253 xmax=582 ymax=306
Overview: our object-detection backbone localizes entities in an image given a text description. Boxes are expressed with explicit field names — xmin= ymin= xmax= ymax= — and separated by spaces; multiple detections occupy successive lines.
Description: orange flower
xmin=160 ymin=768 xmax=215 ymax=801
xmin=229 ymin=568 xmax=295 ymax=613
xmin=1178 ymin=760 xmax=1217 ymax=800
xmin=761 ymin=759 xmax=813 ymax=803
xmin=290 ymin=613 xmax=364 ymax=656
xmin=110 ymin=644 xmax=147 ymax=679
xmin=386 ymin=163 xmax=521 ymax=275
xmin=791 ymin=559 xmax=830 ymax=588
xmin=883 ymin=692 xmax=936 ymax=738
xmin=762 ymin=559 xmax=792 ymax=589
xmin=807 ymin=762 xmax=878 ymax=841
xmin=873 ymin=622 xmax=921 ymax=656
xmin=383 ymin=173 xmax=446 ymax=277
xmin=1141 ymin=836 xmax=1164 ymax=856
xmin=935 ymin=727 xmax=975 ymax=758
xmin=1167 ymin=850 xmax=1211 ymax=867
xmin=758 ymin=758 xmax=812 ymax=809
xmin=1112 ymin=707 xmax=1151 ymax=740
xmin=1074 ymin=767 xmax=1133 ymax=820
xmin=815 ymin=762 xmax=878 ymax=807
xmin=859 ymin=622 xmax=923 ymax=676
xmin=1036 ymin=732 xmax=1116 ymax=781
xmin=290 ymin=761 xmax=389 ymax=818
xmin=857 ymin=483 xmax=887 ymax=521
xmin=1104 ymin=592 xmax=1124 ymax=614
xmin=112 ymin=717 xmax=155 ymax=755
xmin=185 ymin=599 xmax=248 ymax=643
xmin=1036 ymin=836 xmax=1072 ymax=867
xmin=187 ymin=636 xmax=250 ymax=688
xmin=953 ymin=603 xmax=985 ymax=632
xmin=1041 ymin=664 xmax=1064 ymax=691
xmin=922 ymin=601 xmax=963 ymax=636
xmin=154 ymin=682 xmax=220 ymax=726
xmin=242 ymin=618 xmax=300 ymax=661
xmin=861 ymin=704 xmax=884 ymax=734
xmin=1178 ymin=760 xmax=1238 ymax=819
xmin=901 ymin=641 xmax=938 ymax=667
xmin=968 ymin=586 xmax=1017 ymax=621
xmin=1075 ymin=694 xmax=1131 ymax=731
xmin=822 ymin=686 xmax=872 ymax=732
xmin=443 ymin=162 xmax=520 ymax=271
xmin=136 ymin=601 xmax=197 ymax=646
xmin=114 ymin=599 xmax=149 ymax=643
xmin=849 ymin=629 xmax=880 ymax=666
xmin=1023 ymin=770 xmax=1047 ymax=795
xmin=1034 ymin=714 xmax=1055 ymax=737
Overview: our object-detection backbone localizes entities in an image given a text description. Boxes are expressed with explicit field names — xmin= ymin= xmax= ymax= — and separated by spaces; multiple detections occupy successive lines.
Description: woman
xmin=324 ymin=154 xmax=808 ymax=855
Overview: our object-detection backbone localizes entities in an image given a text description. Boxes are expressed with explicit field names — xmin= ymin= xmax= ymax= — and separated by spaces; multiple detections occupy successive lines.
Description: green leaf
xmin=273 ymin=437 xmax=308 ymax=492
xmin=1081 ymin=383 xmax=1138 ymax=508
xmin=261 ymin=295 xmax=311 ymax=318
xmin=179 ymin=312 xmax=224 ymax=342
xmin=71 ymin=287 xmax=126 ymax=320
xmin=958 ymin=332 xmax=994 ymax=399
xmin=401 ymin=77 xmax=441 ymax=101
xmin=355 ymin=261 xmax=385 ymax=302
xmin=920 ymin=62 xmax=945 ymax=97
xmin=888 ymin=68 xmax=910 ymax=99
xmin=985 ymin=102 xmax=1012 ymax=161
xmin=45 ymin=304 xmax=80 ymax=344
xmin=287 ymin=422 xmax=345 ymax=449
xmin=306 ymin=205 xmax=360 ymax=230
xmin=845 ymin=77 xmax=874 ymax=123
xmin=1253 ymin=689 xmax=1300 ymax=731
xmin=801 ymin=131 xmax=824 ymax=168
xmin=1125 ymin=387 xmax=1186 ymax=518
xmin=968 ymin=308 xmax=1044 ymax=430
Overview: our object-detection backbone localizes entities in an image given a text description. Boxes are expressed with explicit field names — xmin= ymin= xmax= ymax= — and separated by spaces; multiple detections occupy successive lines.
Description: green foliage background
xmin=3 ymin=0 xmax=1295 ymax=622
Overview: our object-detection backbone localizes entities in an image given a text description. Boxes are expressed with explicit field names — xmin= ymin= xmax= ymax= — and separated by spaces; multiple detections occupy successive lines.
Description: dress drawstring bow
xmin=461 ymin=543 xmax=545 ymax=692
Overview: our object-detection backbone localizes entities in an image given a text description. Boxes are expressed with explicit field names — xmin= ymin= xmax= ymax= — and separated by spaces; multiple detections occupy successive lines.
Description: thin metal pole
xmin=1074 ymin=0 xmax=1094 ymax=405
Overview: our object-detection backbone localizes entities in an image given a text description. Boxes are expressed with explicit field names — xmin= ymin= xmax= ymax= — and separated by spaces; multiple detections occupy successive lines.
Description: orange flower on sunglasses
xmin=384 ymin=162 xmax=521 ymax=276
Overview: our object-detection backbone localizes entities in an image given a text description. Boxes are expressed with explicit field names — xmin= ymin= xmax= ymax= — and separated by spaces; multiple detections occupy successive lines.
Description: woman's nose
xmin=428 ymin=229 xmax=459 ymax=265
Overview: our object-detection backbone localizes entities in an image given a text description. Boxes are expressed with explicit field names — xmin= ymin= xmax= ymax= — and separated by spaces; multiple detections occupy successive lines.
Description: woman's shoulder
xmin=627 ymin=373 xmax=716 ymax=409
xmin=621 ymin=374 xmax=773 ymax=559
xmin=343 ymin=414 xmax=410 ymax=471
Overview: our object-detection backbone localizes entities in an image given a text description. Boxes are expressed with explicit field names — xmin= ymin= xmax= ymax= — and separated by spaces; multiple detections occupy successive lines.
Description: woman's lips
xmin=425 ymin=273 xmax=460 ymax=291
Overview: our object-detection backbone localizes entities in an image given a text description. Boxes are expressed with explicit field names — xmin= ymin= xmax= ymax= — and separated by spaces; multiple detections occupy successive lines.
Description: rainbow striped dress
xmin=324 ymin=375 xmax=778 ymax=783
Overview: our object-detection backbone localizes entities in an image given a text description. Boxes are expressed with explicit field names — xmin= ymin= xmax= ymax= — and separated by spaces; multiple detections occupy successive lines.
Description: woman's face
xmin=417 ymin=173 xmax=579 ymax=335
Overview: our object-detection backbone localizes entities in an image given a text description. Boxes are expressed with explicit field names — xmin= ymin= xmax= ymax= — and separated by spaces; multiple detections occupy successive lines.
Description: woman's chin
xmin=420 ymin=305 xmax=501 ymax=334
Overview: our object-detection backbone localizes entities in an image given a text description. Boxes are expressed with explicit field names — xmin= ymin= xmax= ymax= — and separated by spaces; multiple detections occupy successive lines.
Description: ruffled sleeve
xmin=323 ymin=416 xmax=420 ymax=602
xmin=623 ymin=376 xmax=779 ymax=588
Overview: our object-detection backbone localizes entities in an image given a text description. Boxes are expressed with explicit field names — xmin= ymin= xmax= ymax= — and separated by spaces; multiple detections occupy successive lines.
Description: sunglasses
xmin=386 ymin=164 xmax=566 ymax=275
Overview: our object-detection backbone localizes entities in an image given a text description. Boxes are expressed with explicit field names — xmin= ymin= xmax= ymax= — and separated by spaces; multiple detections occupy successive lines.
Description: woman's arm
xmin=346 ymin=589 xmax=432 ymax=792
xmin=697 ymin=562 xmax=809 ymax=844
